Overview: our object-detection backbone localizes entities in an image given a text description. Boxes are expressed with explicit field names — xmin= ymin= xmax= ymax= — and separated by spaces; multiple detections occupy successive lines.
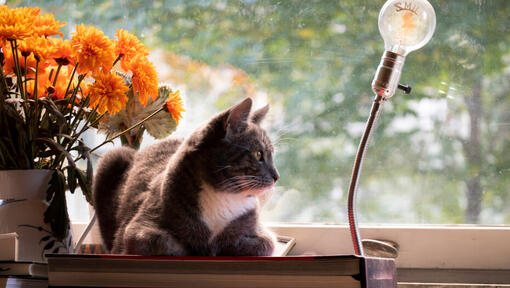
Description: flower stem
xmin=0 ymin=68 xmax=8 ymax=103
xmin=68 ymin=74 xmax=87 ymax=128
xmin=9 ymin=40 xmax=24 ymax=97
xmin=52 ymin=63 xmax=63 ymax=87
xmin=112 ymin=54 xmax=123 ymax=69
xmin=34 ymin=59 xmax=39 ymax=101
xmin=90 ymin=106 xmax=164 ymax=153
xmin=24 ymin=56 xmax=28 ymax=99
xmin=64 ymin=63 xmax=78 ymax=99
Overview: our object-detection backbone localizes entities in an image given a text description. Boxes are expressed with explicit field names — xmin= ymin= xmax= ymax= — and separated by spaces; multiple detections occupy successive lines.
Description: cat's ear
xmin=250 ymin=104 xmax=269 ymax=125
xmin=224 ymin=98 xmax=252 ymax=136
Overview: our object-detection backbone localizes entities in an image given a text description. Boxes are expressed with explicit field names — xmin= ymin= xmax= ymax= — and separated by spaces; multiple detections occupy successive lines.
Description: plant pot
xmin=0 ymin=170 xmax=73 ymax=263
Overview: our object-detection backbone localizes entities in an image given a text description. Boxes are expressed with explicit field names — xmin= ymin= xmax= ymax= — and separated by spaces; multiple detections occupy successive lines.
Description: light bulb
xmin=379 ymin=0 xmax=436 ymax=56
xmin=372 ymin=0 xmax=436 ymax=99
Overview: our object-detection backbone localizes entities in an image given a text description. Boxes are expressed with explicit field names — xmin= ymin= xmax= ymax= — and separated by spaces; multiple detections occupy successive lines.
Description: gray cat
xmin=93 ymin=98 xmax=280 ymax=256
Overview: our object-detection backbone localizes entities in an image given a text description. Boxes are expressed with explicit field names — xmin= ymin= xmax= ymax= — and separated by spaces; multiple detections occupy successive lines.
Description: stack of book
xmin=46 ymin=254 xmax=395 ymax=288
xmin=45 ymin=237 xmax=396 ymax=288
xmin=0 ymin=233 xmax=48 ymax=288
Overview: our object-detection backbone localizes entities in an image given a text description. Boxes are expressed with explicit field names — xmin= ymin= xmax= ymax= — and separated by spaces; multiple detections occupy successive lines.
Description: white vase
xmin=0 ymin=170 xmax=73 ymax=263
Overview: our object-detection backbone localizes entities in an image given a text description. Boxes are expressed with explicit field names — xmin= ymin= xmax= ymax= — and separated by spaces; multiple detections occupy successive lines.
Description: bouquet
xmin=0 ymin=6 xmax=184 ymax=239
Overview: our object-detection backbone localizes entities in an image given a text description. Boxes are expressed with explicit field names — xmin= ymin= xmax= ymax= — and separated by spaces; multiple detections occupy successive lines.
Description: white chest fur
xmin=198 ymin=183 xmax=258 ymax=241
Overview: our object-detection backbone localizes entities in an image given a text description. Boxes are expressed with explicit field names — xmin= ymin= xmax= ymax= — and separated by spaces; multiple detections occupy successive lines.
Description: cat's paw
xmin=236 ymin=233 xmax=275 ymax=256
xmin=122 ymin=223 xmax=186 ymax=256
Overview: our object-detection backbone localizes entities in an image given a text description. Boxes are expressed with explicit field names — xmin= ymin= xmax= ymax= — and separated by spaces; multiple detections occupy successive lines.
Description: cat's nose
xmin=271 ymin=169 xmax=280 ymax=182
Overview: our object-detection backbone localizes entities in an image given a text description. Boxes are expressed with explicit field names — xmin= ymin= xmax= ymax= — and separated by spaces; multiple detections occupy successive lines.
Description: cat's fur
xmin=93 ymin=98 xmax=280 ymax=256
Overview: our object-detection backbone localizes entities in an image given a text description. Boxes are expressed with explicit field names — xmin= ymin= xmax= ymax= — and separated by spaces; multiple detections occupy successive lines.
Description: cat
xmin=93 ymin=97 xmax=280 ymax=256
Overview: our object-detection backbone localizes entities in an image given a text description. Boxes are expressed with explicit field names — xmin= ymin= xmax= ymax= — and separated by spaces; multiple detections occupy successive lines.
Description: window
xmin=32 ymin=0 xmax=506 ymax=225
xmin=17 ymin=0 xmax=510 ymax=281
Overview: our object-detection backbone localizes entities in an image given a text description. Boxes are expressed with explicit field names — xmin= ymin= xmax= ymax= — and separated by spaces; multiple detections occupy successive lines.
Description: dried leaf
xmin=35 ymin=138 xmax=76 ymax=168
xmin=76 ymin=169 xmax=92 ymax=204
xmin=67 ymin=167 xmax=77 ymax=194
xmin=44 ymin=170 xmax=69 ymax=240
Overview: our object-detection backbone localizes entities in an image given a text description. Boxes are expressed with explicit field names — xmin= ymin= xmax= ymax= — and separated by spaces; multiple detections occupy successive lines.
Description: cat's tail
xmin=92 ymin=146 xmax=136 ymax=251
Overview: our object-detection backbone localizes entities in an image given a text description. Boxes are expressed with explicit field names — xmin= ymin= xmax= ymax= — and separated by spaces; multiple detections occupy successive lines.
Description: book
xmin=0 ymin=262 xmax=47 ymax=279
xmin=47 ymin=254 xmax=396 ymax=287
xmin=273 ymin=235 xmax=296 ymax=256
xmin=0 ymin=277 xmax=48 ymax=288
xmin=0 ymin=234 xmax=18 ymax=262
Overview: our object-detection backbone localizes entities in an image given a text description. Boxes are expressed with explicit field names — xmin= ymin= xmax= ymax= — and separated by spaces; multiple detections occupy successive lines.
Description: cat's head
xmin=192 ymin=98 xmax=279 ymax=196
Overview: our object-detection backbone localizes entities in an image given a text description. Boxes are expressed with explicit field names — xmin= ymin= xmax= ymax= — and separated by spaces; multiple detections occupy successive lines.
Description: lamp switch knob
xmin=398 ymin=84 xmax=412 ymax=94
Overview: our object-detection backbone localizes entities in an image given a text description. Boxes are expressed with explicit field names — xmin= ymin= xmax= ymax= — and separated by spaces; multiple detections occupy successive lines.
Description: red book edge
xmin=45 ymin=254 xmax=361 ymax=262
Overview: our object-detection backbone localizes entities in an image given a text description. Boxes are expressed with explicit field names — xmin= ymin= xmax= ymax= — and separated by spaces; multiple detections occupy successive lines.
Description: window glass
xmin=14 ymin=0 xmax=510 ymax=225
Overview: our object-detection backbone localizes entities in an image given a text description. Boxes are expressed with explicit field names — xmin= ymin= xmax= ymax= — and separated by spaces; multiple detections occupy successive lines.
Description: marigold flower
xmin=51 ymin=74 xmax=75 ymax=100
xmin=26 ymin=72 xmax=51 ymax=99
xmin=32 ymin=13 xmax=66 ymax=37
xmin=25 ymin=67 xmax=74 ymax=100
xmin=19 ymin=36 xmax=55 ymax=61
xmin=71 ymin=24 xmax=115 ymax=75
xmin=79 ymin=82 xmax=90 ymax=99
xmin=49 ymin=38 xmax=75 ymax=66
xmin=2 ymin=42 xmax=48 ymax=78
xmin=41 ymin=66 xmax=85 ymax=100
xmin=164 ymin=89 xmax=185 ymax=125
xmin=0 ymin=6 xmax=40 ymax=41
xmin=114 ymin=29 xmax=149 ymax=71
xmin=128 ymin=55 xmax=158 ymax=106
xmin=89 ymin=72 xmax=129 ymax=115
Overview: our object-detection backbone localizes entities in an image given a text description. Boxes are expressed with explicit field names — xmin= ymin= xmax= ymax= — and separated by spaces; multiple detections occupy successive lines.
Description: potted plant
xmin=0 ymin=5 xmax=184 ymax=262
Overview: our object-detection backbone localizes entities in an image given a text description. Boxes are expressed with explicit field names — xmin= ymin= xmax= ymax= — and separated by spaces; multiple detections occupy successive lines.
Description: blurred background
xmin=9 ymin=0 xmax=510 ymax=225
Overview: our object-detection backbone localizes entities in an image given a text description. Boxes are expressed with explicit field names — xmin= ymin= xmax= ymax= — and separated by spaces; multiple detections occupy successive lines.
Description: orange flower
xmin=26 ymin=72 xmax=51 ymax=99
xmin=53 ymin=75 xmax=79 ymax=100
xmin=24 ymin=66 xmax=75 ymax=100
xmin=164 ymin=89 xmax=185 ymax=125
xmin=114 ymin=29 xmax=149 ymax=71
xmin=49 ymin=38 xmax=75 ymax=66
xmin=19 ymin=36 xmax=55 ymax=61
xmin=71 ymin=24 xmax=115 ymax=75
xmin=79 ymin=82 xmax=90 ymax=99
xmin=2 ymin=42 xmax=46 ymax=78
xmin=32 ymin=13 xmax=66 ymax=37
xmin=43 ymin=67 xmax=85 ymax=100
xmin=88 ymin=72 xmax=129 ymax=114
xmin=0 ymin=6 xmax=40 ymax=41
xmin=128 ymin=55 xmax=158 ymax=106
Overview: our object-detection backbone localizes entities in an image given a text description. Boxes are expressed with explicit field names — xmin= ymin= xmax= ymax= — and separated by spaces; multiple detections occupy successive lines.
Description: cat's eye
xmin=254 ymin=150 xmax=263 ymax=161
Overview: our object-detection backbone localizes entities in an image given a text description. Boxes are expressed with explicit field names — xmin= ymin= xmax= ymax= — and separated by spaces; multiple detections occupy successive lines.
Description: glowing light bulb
xmin=379 ymin=0 xmax=436 ymax=56
xmin=372 ymin=0 xmax=436 ymax=98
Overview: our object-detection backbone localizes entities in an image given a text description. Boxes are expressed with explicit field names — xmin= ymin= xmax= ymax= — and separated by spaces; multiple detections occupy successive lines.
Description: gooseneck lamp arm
xmin=347 ymin=0 xmax=436 ymax=256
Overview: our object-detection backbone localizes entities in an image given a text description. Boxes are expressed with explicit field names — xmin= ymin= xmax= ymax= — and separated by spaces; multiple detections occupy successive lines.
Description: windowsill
xmin=71 ymin=222 xmax=510 ymax=285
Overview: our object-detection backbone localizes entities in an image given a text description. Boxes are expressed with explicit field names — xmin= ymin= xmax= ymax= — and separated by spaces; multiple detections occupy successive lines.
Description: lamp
xmin=347 ymin=0 xmax=436 ymax=256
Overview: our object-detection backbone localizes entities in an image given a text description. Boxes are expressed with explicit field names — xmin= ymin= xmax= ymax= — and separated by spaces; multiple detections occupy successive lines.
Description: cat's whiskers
xmin=214 ymin=165 xmax=232 ymax=172
xmin=218 ymin=175 xmax=258 ymax=187
xmin=270 ymin=120 xmax=301 ymax=149
xmin=220 ymin=179 xmax=259 ymax=192
xmin=220 ymin=177 xmax=272 ymax=194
